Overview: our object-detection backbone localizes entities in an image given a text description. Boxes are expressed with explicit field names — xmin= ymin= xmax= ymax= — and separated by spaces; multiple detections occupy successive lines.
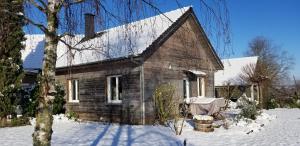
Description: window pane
xmin=199 ymin=78 xmax=202 ymax=96
xmin=76 ymin=80 xmax=79 ymax=100
xmin=118 ymin=77 xmax=122 ymax=100
xmin=202 ymin=78 xmax=205 ymax=96
xmin=111 ymin=77 xmax=117 ymax=100
xmin=72 ymin=80 xmax=76 ymax=100
xmin=183 ymin=80 xmax=186 ymax=98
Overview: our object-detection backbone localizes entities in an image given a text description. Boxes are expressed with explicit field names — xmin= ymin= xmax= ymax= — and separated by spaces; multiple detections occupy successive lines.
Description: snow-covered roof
xmin=214 ymin=56 xmax=258 ymax=86
xmin=188 ymin=70 xmax=206 ymax=76
xmin=22 ymin=7 xmax=191 ymax=69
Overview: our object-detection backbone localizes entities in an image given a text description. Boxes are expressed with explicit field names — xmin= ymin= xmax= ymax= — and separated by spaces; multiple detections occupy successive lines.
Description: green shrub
xmin=10 ymin=116 xmax=30 ymax=127
xmin=66 ymin=111 xmax=78 ymax=120
xmin=153 ymin=84 xmax=179 ymax=125
xmin=21 ymin=81 xmax=66 ymax=117
xmin=290 ymin=95 xmax=300 ymax=108
xmin=237 ymin=96 xmax=259 ymax=120
xmin=276 ymin=96 xmax=300 ymax=108
xmin=266 ymin=97 xmax=278 ymax=109
xmin=52 ymin=83 xmax=66 ymax=115
xmin=0 ymin=116 xmax=30 ymax=127
xmin=20 ymin=85 xmax=38 ymax=117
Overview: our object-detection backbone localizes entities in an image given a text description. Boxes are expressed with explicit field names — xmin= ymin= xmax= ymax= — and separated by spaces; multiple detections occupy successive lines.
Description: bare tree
xmin=242 ymin=36 xmax=294 ymax=108
xmin=240 ymin=63 xmax=266 ymax=106
xmin=18 ymin=0 xmax=232 ymax=145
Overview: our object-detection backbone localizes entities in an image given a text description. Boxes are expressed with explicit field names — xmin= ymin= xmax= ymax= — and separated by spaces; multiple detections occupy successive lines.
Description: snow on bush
xmin=233 ymin=111 xmax=276 ymax=134
xmin=237 ymin=96 xmax=259 ymax=120
xmin=219 ymin=98 xmax=277 ymax=134
xmin=30 ymin=114 xmax=77 ymax=126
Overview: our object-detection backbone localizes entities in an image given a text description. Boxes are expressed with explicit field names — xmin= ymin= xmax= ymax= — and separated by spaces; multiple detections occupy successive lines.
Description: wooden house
xmin=22 ymin=7 xmax=223 ymax=124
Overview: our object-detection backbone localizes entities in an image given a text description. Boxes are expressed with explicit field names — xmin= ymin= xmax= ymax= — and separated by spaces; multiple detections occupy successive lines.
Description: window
xmin=107 ymin=75 xmax=122 ymax=103
xmin=68 ymin=79 xmax=79 ymax=102
xmin=183 ymin=79 xmax=190 ymax=99
xmin=197 ymin=77 xmax=205 ymax=97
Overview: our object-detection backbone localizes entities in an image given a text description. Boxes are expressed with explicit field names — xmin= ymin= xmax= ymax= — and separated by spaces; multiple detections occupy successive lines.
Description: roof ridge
xmin=22 ymin=6 xmax=191 ymax=69
xmin=24 ymin=6 xmax=192 ymax=37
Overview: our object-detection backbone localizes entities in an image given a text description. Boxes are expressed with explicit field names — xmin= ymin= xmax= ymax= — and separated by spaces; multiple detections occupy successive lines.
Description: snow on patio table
xmin=0 ymin=108 xmax=300 ymax=146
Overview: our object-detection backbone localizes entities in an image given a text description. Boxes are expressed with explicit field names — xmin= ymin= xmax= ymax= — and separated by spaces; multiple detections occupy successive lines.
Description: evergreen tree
xmin=0 ymin=0 xmax=25 ymax=120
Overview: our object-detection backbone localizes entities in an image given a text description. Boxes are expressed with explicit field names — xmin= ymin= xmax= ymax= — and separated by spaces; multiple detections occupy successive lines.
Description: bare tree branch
xmin=28 ymin=0 xmax=47 ymax=12
xmin=98 ymin=2 xmax=125 ymax=24
xmin=37 ymin=0 xmax=47 ymax=8
xmin=141 ymin=0 xmax=173 ymax=22
xmin=24 ymin=16 xmax=48 ymax=33
xmin=65 ymin=0 xmax=85 ymax=6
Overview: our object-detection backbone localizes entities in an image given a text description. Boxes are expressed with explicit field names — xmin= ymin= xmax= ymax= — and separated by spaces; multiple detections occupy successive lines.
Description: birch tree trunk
xmin=32 ymin=1 xmax=59 ymax=145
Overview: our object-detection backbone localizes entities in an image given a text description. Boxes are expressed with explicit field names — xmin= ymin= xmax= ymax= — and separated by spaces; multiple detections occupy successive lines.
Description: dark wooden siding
xmin=54 ymin=11 xmax=221 ymax=125
xmin=143 ymin=16 xmax=219 ymax=123
xmin=56 ymin=62 xmax=143 ymax=124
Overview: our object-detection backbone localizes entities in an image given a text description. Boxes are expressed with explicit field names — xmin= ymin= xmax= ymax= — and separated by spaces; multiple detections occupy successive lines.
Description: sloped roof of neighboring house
xmin=215 ymin=56 xmax=258 ymax=86
xmin=22 ymin=6 xmax=223 ymax=70
xmin=22 ymin=7 xmax=191 ymax=69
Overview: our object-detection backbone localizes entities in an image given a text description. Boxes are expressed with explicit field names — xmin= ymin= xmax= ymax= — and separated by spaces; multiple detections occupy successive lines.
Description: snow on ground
xmin=1 ymin=108 xmax=300 ymax=146
xmin=0 ymin=115 xmax=181 ymax=146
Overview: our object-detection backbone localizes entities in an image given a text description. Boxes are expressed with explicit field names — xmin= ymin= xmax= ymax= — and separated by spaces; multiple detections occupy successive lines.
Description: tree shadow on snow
xmin=90 ymin=124 xmax=182 ymax=146
xmin=90 ymin=124 xmax=111 ymax=146
xmin=111 ymin=125 xmax=123 ymax=146
xmin=125 ymin=126 xmax=182 ymax=146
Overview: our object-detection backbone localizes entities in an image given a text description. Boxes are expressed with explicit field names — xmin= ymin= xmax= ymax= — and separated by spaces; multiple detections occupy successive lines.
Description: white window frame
xmin=107 ymin=75 xmax=122 ymax=104
xmin=197 ymin=77 xmax=205 ymax=97
xmin=68 ymin=79 xmax=79 ymax=103
xmin=183 ymin=78 xmax=190 ymax=99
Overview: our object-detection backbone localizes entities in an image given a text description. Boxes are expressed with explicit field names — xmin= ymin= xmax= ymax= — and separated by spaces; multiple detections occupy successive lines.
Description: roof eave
xmin=55 ymin=55 xmax=142 ymax=71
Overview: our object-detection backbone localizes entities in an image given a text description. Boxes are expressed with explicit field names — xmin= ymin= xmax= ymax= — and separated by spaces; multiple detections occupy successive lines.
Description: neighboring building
xmin=22 ymin=69 xmax=39 ymax=90
xmin=21 ymin=34 xmax=45 ymax=89
xmin=22 ymin=7 xmax=223 ymax=124
xmin=214 ymin=56 xmax=259 ymax=101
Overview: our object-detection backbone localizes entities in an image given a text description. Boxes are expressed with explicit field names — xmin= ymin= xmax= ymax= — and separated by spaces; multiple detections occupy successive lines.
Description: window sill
xmin=69 ymin=100 xmax=79 ymax=103
xmin=106 ymin=101 xmax=122 ymax=105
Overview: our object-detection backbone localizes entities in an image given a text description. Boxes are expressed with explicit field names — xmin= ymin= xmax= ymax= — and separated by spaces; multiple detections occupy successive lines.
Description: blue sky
xmin=154 ymin=0 xmax=300 ymax=79
xmin=227 ymin=0 xmax=300 ymax=79
xmin=24 ymin=0 xmax=300 ymax=79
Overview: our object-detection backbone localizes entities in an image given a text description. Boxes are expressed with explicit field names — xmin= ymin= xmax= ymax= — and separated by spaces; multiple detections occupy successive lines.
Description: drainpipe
xmin=131 ymin=57 xmax=145 ymax=125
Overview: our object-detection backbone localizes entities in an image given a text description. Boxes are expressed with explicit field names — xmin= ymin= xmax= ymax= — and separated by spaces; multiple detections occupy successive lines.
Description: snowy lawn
xmin=0 ymin=108 xmax=300 ymax=146
xmin=180 ymin=108 xmax=300 ymax=146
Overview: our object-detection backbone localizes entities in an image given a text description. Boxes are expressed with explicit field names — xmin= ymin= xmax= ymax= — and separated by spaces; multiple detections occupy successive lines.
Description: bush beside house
xmin=0 ymin=0 xmax=25 ymax=127
xmin=237 ymin=96 xmax=259 ymax=120
xmin=153 ymin=84 xmax=179 ymax=125
xmin=21 ymin=77 xmax=66 ymax=117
